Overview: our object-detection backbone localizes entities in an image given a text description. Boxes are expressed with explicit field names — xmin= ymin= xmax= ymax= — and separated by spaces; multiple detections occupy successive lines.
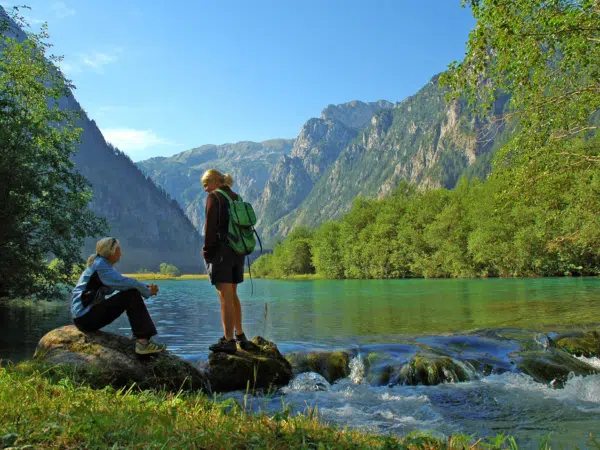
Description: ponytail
xmin=86 ymin=237 xmax=120 ymax=267
xmin=223 ymin=173 xmax=234 ymax=187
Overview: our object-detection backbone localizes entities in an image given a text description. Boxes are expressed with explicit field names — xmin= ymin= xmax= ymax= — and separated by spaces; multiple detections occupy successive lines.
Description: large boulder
xmin=554 ymin=330 xmax=600 ymax=358
xmin=205 ymin=336 xmax=293 ymax=392
xmin=34 ymin=325 xmax=211 ymax=394
xmin=285 ymin=350 xmax=350 ymax=383
xmin=513 ymin=348 xmax=597 ymax=387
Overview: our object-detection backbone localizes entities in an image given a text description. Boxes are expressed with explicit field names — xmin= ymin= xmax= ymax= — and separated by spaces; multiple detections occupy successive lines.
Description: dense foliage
xmin=255 ymin=0 xmax=600 ymax=280
xmin=0 ymin=10 xmax=106 ymax=299
xmin=441 ymin=0 xmax=599 ymax=181
xmin=254 ymin=164 xmax=600 ymax=279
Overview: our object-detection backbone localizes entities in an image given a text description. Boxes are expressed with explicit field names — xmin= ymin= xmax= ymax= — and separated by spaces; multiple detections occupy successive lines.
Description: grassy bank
xmin=124 ymin=273 xmax=210 ymax=281
xmin=0 ymin=362 xmax=530 ymax=450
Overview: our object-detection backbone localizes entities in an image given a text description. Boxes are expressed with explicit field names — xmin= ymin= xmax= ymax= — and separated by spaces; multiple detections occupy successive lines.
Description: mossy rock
xmin=34 ymin=325 xmax=211 ymax=394
xmin=555 ymin=331 xmax=600 ymax=358
xmin=366 ymin=364 xmax=397 ymax=386
xmin=514 ymin=348 xmax=597 ymax=387
xmin=285 ymin=350 xmax=350 ymax=383
xmin=394 ymin=354 xmax=471 ymax=386
xmin=361 ymin=353 xmax=399 ymax=386
xmin=206 ymin=336 xmax=293 ymax=392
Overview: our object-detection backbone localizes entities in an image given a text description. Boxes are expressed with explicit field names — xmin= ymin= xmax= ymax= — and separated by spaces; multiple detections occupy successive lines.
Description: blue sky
xmin=2 ymin=1 xmax=475 ymax=161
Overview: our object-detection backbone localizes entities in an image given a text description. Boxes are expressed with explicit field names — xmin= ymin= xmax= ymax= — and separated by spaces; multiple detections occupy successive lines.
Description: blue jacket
xmin=71 ymin=256 xmax=151 ymax=318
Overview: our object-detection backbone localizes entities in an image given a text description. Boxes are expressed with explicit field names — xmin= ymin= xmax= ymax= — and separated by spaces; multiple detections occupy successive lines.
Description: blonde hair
xmin=87 ymin=237 xmax=120 ymax=267
xmin=201 ymin=169 xmax=234 ymax=188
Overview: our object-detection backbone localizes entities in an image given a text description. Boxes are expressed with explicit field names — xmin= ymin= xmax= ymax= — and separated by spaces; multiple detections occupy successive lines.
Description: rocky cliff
xmin=257 ymin=77 xmax=511 ymax=242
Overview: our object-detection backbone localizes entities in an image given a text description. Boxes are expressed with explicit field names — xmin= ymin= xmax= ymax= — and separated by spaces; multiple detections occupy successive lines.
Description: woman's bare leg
xmin=232 ymin=284 xmax=244 ymax=336
xmin=216 ymin=283 xmax=235 ymax=340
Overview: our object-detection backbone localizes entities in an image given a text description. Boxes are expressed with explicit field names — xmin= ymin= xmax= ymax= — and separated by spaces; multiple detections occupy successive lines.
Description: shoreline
xmin=123 ymin=273 xmax=211 ymax=281
xmin=252 ymin=273 xmax=600 ymax=281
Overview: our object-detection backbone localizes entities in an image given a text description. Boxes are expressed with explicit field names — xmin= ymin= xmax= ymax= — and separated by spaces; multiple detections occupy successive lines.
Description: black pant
xmin=74 ymin=289 xmax=157 ymax=339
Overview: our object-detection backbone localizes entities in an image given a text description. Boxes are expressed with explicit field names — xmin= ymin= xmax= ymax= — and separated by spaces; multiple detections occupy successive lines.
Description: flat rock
xmin=34 ymin=325 xmax=211 ymax=394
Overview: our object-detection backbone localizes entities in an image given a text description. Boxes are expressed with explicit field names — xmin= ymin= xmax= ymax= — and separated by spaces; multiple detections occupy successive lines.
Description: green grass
xmin=123 ymin=273 xmax=210 ymax=281
xmin=0 ymin=362 xmax=540 ymax=449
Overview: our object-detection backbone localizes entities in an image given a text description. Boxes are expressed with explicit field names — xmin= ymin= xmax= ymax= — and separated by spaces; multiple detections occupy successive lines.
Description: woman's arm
xmin=96 ymin=259 xmax=152 ymax=298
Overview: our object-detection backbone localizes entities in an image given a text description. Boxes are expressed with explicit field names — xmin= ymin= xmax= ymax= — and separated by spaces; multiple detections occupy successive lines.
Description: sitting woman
xmin=71 ymin=237 xmax=166 ymax=355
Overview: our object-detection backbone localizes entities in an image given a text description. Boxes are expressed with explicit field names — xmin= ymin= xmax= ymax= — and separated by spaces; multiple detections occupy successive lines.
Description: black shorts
xmin=205 ymin=244 xmax=245 ymax=285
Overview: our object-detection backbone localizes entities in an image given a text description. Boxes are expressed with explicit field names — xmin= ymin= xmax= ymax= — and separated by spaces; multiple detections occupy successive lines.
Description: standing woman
xmin=71 ymin=237 xmax=166 ymax=355
xmin=202 ymin=169 xmax=250 ymax=354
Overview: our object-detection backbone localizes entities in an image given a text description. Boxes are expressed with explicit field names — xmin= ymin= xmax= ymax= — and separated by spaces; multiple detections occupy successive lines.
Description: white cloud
xmin=58 ymin=61 xmax=81 ymax=75
xmin=51 ymin=2 xmax=75 ymax=19
xmin=81 ymin=51 xmax=119 ymax=70
xmin=23 ymin=15 xmax=46 ymax=25
xmin=101 ymin=128 xmax=176 ymax=154
xmin=58 ymin=48 xmax=122 ymax=76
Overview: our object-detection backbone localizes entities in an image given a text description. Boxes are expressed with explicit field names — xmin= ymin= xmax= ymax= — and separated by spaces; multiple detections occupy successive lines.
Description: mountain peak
xmin=320 ymin=99 xmax=394 ymax=130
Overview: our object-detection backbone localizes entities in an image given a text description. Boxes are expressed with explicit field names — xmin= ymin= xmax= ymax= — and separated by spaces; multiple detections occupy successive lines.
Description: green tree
xmin=423 ymin=178 xmax=477 ymax=278
xmin=0 ymin=10 xmax=107 ymax=299
xmin=338 ymin=197 xmax=380 ymax=279
xmin=393 ymin=189 xmax=451 ymax=278
xmin=159 ymin=263 xmax=180 ymax=277
xmin=271 ymin=227 xmax=314 ymax=276
xmin=252 ymin=252 xmax=275 ymax=277
xmin=441 ymin=0 xmax=600 ymax=180
xmin=361 ymin=183 xmax=417 ymax=278
xmin=311 ymin=221 xmax=344 ymax=279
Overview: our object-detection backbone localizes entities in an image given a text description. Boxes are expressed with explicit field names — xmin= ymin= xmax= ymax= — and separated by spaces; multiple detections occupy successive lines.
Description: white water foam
xmin=576 ymin=355 xmax=600 ymax=370
xmin=349 ymin=355 xmax=365 ymax=384
xmin=482 ymin=371 xmax=600 ymax=407
xmin=285 ymin=372 xmax=331 ymax=392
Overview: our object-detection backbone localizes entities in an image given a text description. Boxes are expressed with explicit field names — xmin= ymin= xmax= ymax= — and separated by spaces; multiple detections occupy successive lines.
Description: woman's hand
xmin=147 ymin=284 xmax=159 ymax=296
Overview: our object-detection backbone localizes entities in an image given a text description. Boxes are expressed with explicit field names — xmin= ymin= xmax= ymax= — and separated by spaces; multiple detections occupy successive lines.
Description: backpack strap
xmin=215 ymin=188 xmax=243 ymax=204
xmin=216 ymin=188 xmax=245 ymax=229
xmin=215 ymin=188 xmax=232 ymax=203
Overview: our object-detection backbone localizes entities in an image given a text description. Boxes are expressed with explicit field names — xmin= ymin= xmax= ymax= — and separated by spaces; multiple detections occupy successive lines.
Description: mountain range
xmin=139 ymin=76 xmax=512 ymax=246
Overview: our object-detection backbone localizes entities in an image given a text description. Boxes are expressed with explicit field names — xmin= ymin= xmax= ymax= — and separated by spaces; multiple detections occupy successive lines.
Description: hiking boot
xmin=135 ymin=340 xmax=166 ymax=355
xmin=209 ymin=336 xmax=237 ymax=354
xmin=235 ymin=333 xmax=257 ymax=351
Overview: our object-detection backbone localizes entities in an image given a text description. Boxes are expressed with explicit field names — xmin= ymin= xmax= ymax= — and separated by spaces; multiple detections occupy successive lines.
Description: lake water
xmin=1 ymin=277 xmax=600 ymax=448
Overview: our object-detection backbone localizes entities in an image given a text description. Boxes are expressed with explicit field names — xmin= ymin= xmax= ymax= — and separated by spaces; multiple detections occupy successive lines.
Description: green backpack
xmin=215 ymin=189 xmax=262 ymax=256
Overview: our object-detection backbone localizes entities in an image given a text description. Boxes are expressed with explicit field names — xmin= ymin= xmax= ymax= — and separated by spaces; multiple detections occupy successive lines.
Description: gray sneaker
xmin=209 ymin=336 xmax=237 ymax=354
xmin=235 ymin=333 xmax=258 ymax=351
xmin=135 ymin=340 xmax=166 ymax=355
